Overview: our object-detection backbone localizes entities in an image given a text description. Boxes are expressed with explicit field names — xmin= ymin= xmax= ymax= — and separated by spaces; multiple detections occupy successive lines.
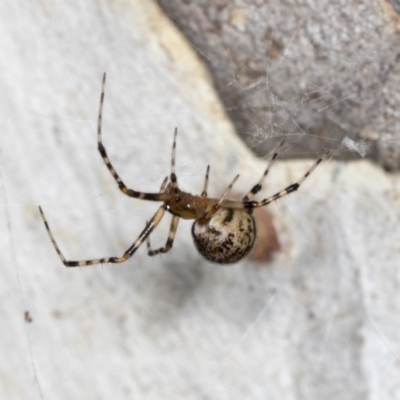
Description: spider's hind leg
xmin=243 ymin=140 xmax=285 ymax=201
xmin=244 ymin=149 xmax=330 ymax=209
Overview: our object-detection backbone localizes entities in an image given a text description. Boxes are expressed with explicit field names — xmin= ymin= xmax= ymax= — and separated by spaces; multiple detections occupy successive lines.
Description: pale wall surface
xmin=0 ymin=1 xmax=399 ymax=400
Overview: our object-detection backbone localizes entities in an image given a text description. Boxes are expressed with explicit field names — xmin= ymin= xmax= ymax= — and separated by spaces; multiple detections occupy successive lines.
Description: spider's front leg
xmin=39 ymin=205 xmax=166 ymax=266
xmin=146 ymin=216 xmax=180 ymax=256
xmin=146 ymin=175 xmax=179 ymax=256
xmin=97 ymin=73 xmax=169 ymax=202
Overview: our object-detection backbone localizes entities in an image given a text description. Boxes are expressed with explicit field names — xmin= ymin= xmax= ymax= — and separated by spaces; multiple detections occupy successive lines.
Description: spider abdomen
xmin=191 ymin=208 xmax=256 ymax=264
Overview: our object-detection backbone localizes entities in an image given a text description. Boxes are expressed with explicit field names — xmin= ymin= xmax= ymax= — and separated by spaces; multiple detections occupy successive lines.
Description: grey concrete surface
xmin=157 ymin=0 xmax=400 ymax=170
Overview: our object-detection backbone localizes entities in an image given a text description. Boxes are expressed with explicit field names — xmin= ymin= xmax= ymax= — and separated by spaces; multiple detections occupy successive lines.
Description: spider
xmin=39 ymin=73 xmax=329 ymax=266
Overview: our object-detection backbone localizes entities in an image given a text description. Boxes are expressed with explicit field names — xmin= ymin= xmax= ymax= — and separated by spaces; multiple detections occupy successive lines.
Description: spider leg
xmin=170 ymin=127 xmax=179 ymax=189
xmin=39 ymin=205 xmax=166 ymax=266
xmin=243 ymin=151 xmax=330 ymax=209
xmin=97 ymin=73 xmax=169 ymax=202
xmin=146 ymin=175 xmax=178 ymax=255
xmin=201 ymin=165 xmax=210 ymax=197
xmin=159 ymin=176 xmax=169 ymax=192
xmin=243 ymin=140 xmax=285 ymax=201
xmin=147 ymin=216 xmax=180 ymax=256
xmin=198 ymin=174 xmax=239 ymax=223
xmin=216 ymin=174 xmax=239 ymax=208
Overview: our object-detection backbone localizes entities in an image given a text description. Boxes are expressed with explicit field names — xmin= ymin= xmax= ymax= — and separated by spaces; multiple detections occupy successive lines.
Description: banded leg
xmin=159 ymin=176 xmax=169 ymax=192
xmin=97 ymin=73 xmax=169 ymax=202
xmin=146 ymin=175 xmax=178 ymax=255
xmin=201 ymin=165 xmax=210 ymax=197
xmin=147 ymin=216 xmax=180 ymax=256
xmin=243 ymin=150 xmax=330 ymax=209
xmin=170 ymin=127 xmax=179 ymax=189
xmin=243 ymin=140 xmax=285 ymax=201
xmin=199 ymin=174 xmax=239 ymax=224
xmin=39 ymin=205 xmax=166 ymax=266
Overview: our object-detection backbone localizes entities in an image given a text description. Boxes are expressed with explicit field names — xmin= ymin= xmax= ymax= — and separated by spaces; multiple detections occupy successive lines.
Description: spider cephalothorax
xmin=39 ymin=73 xmax=329 ymax=266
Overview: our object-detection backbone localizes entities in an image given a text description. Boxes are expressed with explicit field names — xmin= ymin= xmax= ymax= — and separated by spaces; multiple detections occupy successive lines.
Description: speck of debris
xmin=52 ymin=309 xmax=63 ymax=319
xmin=24 ymin=311 xmax=33 ymax=323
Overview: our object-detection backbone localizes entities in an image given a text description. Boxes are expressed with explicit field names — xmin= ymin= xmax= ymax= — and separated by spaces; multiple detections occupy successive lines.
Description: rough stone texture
xmin=157 ymin=0 xmax=400 ymax=170
xmin=0 ymin=1 xmax=400 ymax=400
xmin=390 ymin=0 xmax=400 ymax=13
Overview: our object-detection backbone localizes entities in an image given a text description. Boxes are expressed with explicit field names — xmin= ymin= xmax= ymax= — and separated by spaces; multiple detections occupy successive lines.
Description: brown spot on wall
xmin=24 ymin=311 xmax=33 ymax=323
xmin=249 ymin=208 xmax=280 ymax=263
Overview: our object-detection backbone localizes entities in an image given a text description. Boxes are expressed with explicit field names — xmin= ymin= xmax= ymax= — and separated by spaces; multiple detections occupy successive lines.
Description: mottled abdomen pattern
xmin=191 ymin=208 xmax=256 ymax=264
